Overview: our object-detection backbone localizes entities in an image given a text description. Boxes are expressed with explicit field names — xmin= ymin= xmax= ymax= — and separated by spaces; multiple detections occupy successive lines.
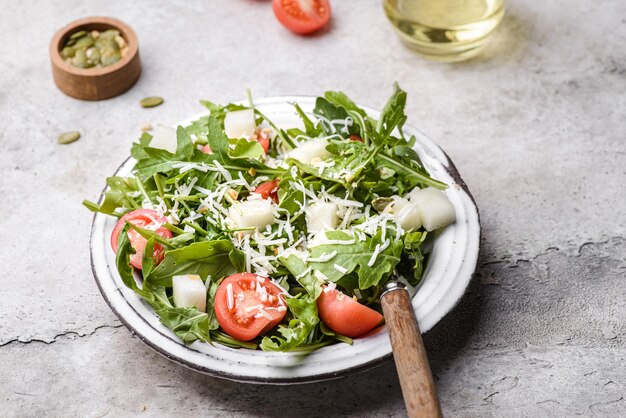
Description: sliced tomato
xmin=317 ymin=287 xmax=383 ymax=338
xmin=255 ymin=129 xmax=270 ymax=153
xmin=272 ymin=0 xmax=331 ymax=35
xmin=215 ymin=273 xmax=287 ymax=341
xmin=111 ymin=209 xmax=172 ymax=270
xmin=254 ymin=180 xmax=280 ymax=203
xmin=201 ymin=144 xmax=213 ymax=154
xmin=349 ymin=135 xmax=363 ymax=142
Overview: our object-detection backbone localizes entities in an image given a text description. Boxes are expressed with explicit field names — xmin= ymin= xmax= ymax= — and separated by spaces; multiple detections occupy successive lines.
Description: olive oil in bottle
xmin=383 ymin=0 xmax=505 ymax=62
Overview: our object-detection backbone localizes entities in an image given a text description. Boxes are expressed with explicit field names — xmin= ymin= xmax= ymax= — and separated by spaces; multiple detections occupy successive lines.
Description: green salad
xmin=83 ymin=84 xmax=456 ymax=351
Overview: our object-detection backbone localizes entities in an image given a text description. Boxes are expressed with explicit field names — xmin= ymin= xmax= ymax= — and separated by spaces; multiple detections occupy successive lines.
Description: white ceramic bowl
xmin=89 ymin=97 xmax=480 ymax=384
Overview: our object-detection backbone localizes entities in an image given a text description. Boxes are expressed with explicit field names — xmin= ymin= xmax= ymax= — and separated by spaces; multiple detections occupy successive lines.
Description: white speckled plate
xmin=90 ymin=97 xmax=480 ymax=384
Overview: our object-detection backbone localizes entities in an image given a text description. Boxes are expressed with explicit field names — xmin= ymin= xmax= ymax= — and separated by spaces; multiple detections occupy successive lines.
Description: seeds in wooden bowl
xmin=60 ymin=29 xmax=129 ymax=69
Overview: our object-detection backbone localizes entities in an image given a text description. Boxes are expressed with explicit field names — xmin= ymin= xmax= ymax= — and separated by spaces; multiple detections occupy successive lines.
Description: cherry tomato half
xmin=317 ymin=287 xmax=383 ymax=338
xmin=255 ymin=129 xmax=270 ymax=153
xmin=111 ymin=209 xmax=172 ymax=270
xmin=215 ymin=273 xmax=287 ymax=341
xmin=272 ymin=0 xmax=331 ymax=35
xmin=254 ymin=180 xmax=280 ymax=203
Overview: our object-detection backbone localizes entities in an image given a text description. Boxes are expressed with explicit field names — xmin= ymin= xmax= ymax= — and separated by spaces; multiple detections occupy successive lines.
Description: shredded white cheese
xmin=333 ymin=264 xmax=348 ymax=274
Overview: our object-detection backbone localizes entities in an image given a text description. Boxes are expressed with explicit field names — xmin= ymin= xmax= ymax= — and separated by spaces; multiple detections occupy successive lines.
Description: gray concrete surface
xmin=1 ymin=0 xmax=625 ymax=416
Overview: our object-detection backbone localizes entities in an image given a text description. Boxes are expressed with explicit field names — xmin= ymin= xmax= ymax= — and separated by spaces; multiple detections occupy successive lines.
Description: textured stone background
xmin=1 ymin=0 xmax=625 ymax=416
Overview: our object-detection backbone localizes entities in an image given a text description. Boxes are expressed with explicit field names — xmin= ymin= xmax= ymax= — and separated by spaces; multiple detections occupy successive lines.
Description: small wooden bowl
xmin=50 ymin=17 xmax=141 ymax=101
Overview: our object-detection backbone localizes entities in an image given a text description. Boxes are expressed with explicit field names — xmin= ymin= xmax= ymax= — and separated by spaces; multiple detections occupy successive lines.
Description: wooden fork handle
xmin=381 ymin=283 xmax=442 ymax=418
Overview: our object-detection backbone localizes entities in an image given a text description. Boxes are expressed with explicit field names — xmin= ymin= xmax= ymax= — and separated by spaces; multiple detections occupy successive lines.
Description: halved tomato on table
xmin=254 ymin=179 xmax=280 ymax=203
xmin=272 ymin=0 xmax=331 ymax=35
xmin=111 ymin=209 xmax=172 ymax=270
xmin=215 ymin=273 xmax=287 ymax=341
xmin=317 ymin=287 xmax=383 ymax=338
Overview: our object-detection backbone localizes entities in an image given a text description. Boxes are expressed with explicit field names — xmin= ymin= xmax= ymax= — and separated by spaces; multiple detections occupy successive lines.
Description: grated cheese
xmin=212 ymin=161 xmax=232 ymax=181
xmin=296 ymin=267 xmax=312 ymax=279
xmin=333 ymin=264 xmax=348 ymax=274
xmin=368 ymin=244 xmax=381 ymax=267
xmin=226 ymin=283 xmax=234 ymax=310
xmin=307 ymin=251 xmax=338 ymax=263
xmin=323 ymin=282 xmax=337 ymax=293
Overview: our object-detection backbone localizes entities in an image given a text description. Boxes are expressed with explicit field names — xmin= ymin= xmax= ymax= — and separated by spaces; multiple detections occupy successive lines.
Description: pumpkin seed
xmin=69 ymin=30 xmax=87 ymax=40
xmin=61 ymin=46 xmax=75 ymax=58
xmin=89 ymin=48 xmax=100 ymax=62
xmin=114 ymin=35 xmax=126 ymax=48
xmin=73 ymin=48 xmax=87 ymax=67
xmin=73 ymin=34 xmax=94 ymax=49
xmin=58 ymin=131 xmax=81 ymax=144
xmin=100 ymin=50 xmax=121 ymax=66
xmin=140 ymin=97 xmax=164 ymax=108
xmin=110 ymin=37 xmax=120 ymax=53
xmin=372 ymin=197 xmax=393 ymax=212
xmin=100 ymin=29 xmax=119 ymax=40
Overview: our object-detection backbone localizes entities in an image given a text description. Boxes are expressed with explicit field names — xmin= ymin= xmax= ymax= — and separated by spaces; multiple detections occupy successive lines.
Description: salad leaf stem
xmin=164 ymin=222 xmax=186 ymax=235
xmin=135 ymin=178 xmax=154 ymax=208
xmin=223 ymin=163 xmax=282 ymax=176
xmin=181 ymin=220 xmax=208 ymax=236
xmin=153 ymin=174 xmax=168 ymax=207
xmin=82 ymin=199 xmax=101 ymax=213
xmin=377 ymin=153 xmax=447 ymax=190
xmin=210 ymin=331 xmax=258 ymax=349
xmin=126 ymin=222 xmax=178 ymax=248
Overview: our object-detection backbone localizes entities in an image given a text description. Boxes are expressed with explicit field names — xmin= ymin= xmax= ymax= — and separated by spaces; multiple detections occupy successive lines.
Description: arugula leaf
xmin=115 ymin=228 xmax=141 ymax=292
xmin=199 ymin=101 xmax=248 ymax=124
xmin=278 ymin=254 xmax=323 ymax=299
xmin=83 ymin=176 xmax=143 ymax=215
xmin=141 ymin=236 xmax=156 ymax=278
xmin=205 ymin=116 xmax=230 ymax=162
xmin=292 ymin=102 xmax=322 ymax=137
xmin=403 ymin=231 xmax=428 ymax=285
xmin=313 ymin=97 xmax=360 ymax=137
xmin=308 ymin=230 xmax=403 ymax=289
xmin=147 ymin=240 xmax=238 ymax=287
xmin=377 ymin=83 xmax=407 ymax=139
xmin=133 ymin=147 xmax=180 ymax=178
xmin=114 ymin=226 xmax=161 ymax=310
xmin=130 ymin=132 xmax=153 ymax=161
xmin=323 ymin=91 xmax=367 ymax=118
xmin=229 ymin=137 xmax=264 ymax=160
xmin=156 ymin=306 xmax=211 ymax=344
xmin=205 ymin=279 xmax=220 ymax=330
xmin=185 ymin=115 xmax=210 ymax=137
xmin=260 ymin=295 xmax=320 ymax=351
xmin=228 ymin=248 xmax=247 ymax=272
xmin=174 ymin=125 xmax=195 ymax=160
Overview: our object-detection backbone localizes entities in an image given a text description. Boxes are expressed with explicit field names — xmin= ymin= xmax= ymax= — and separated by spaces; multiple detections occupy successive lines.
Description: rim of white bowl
xmin=89 ymin=96 xmax=480 ymax=384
